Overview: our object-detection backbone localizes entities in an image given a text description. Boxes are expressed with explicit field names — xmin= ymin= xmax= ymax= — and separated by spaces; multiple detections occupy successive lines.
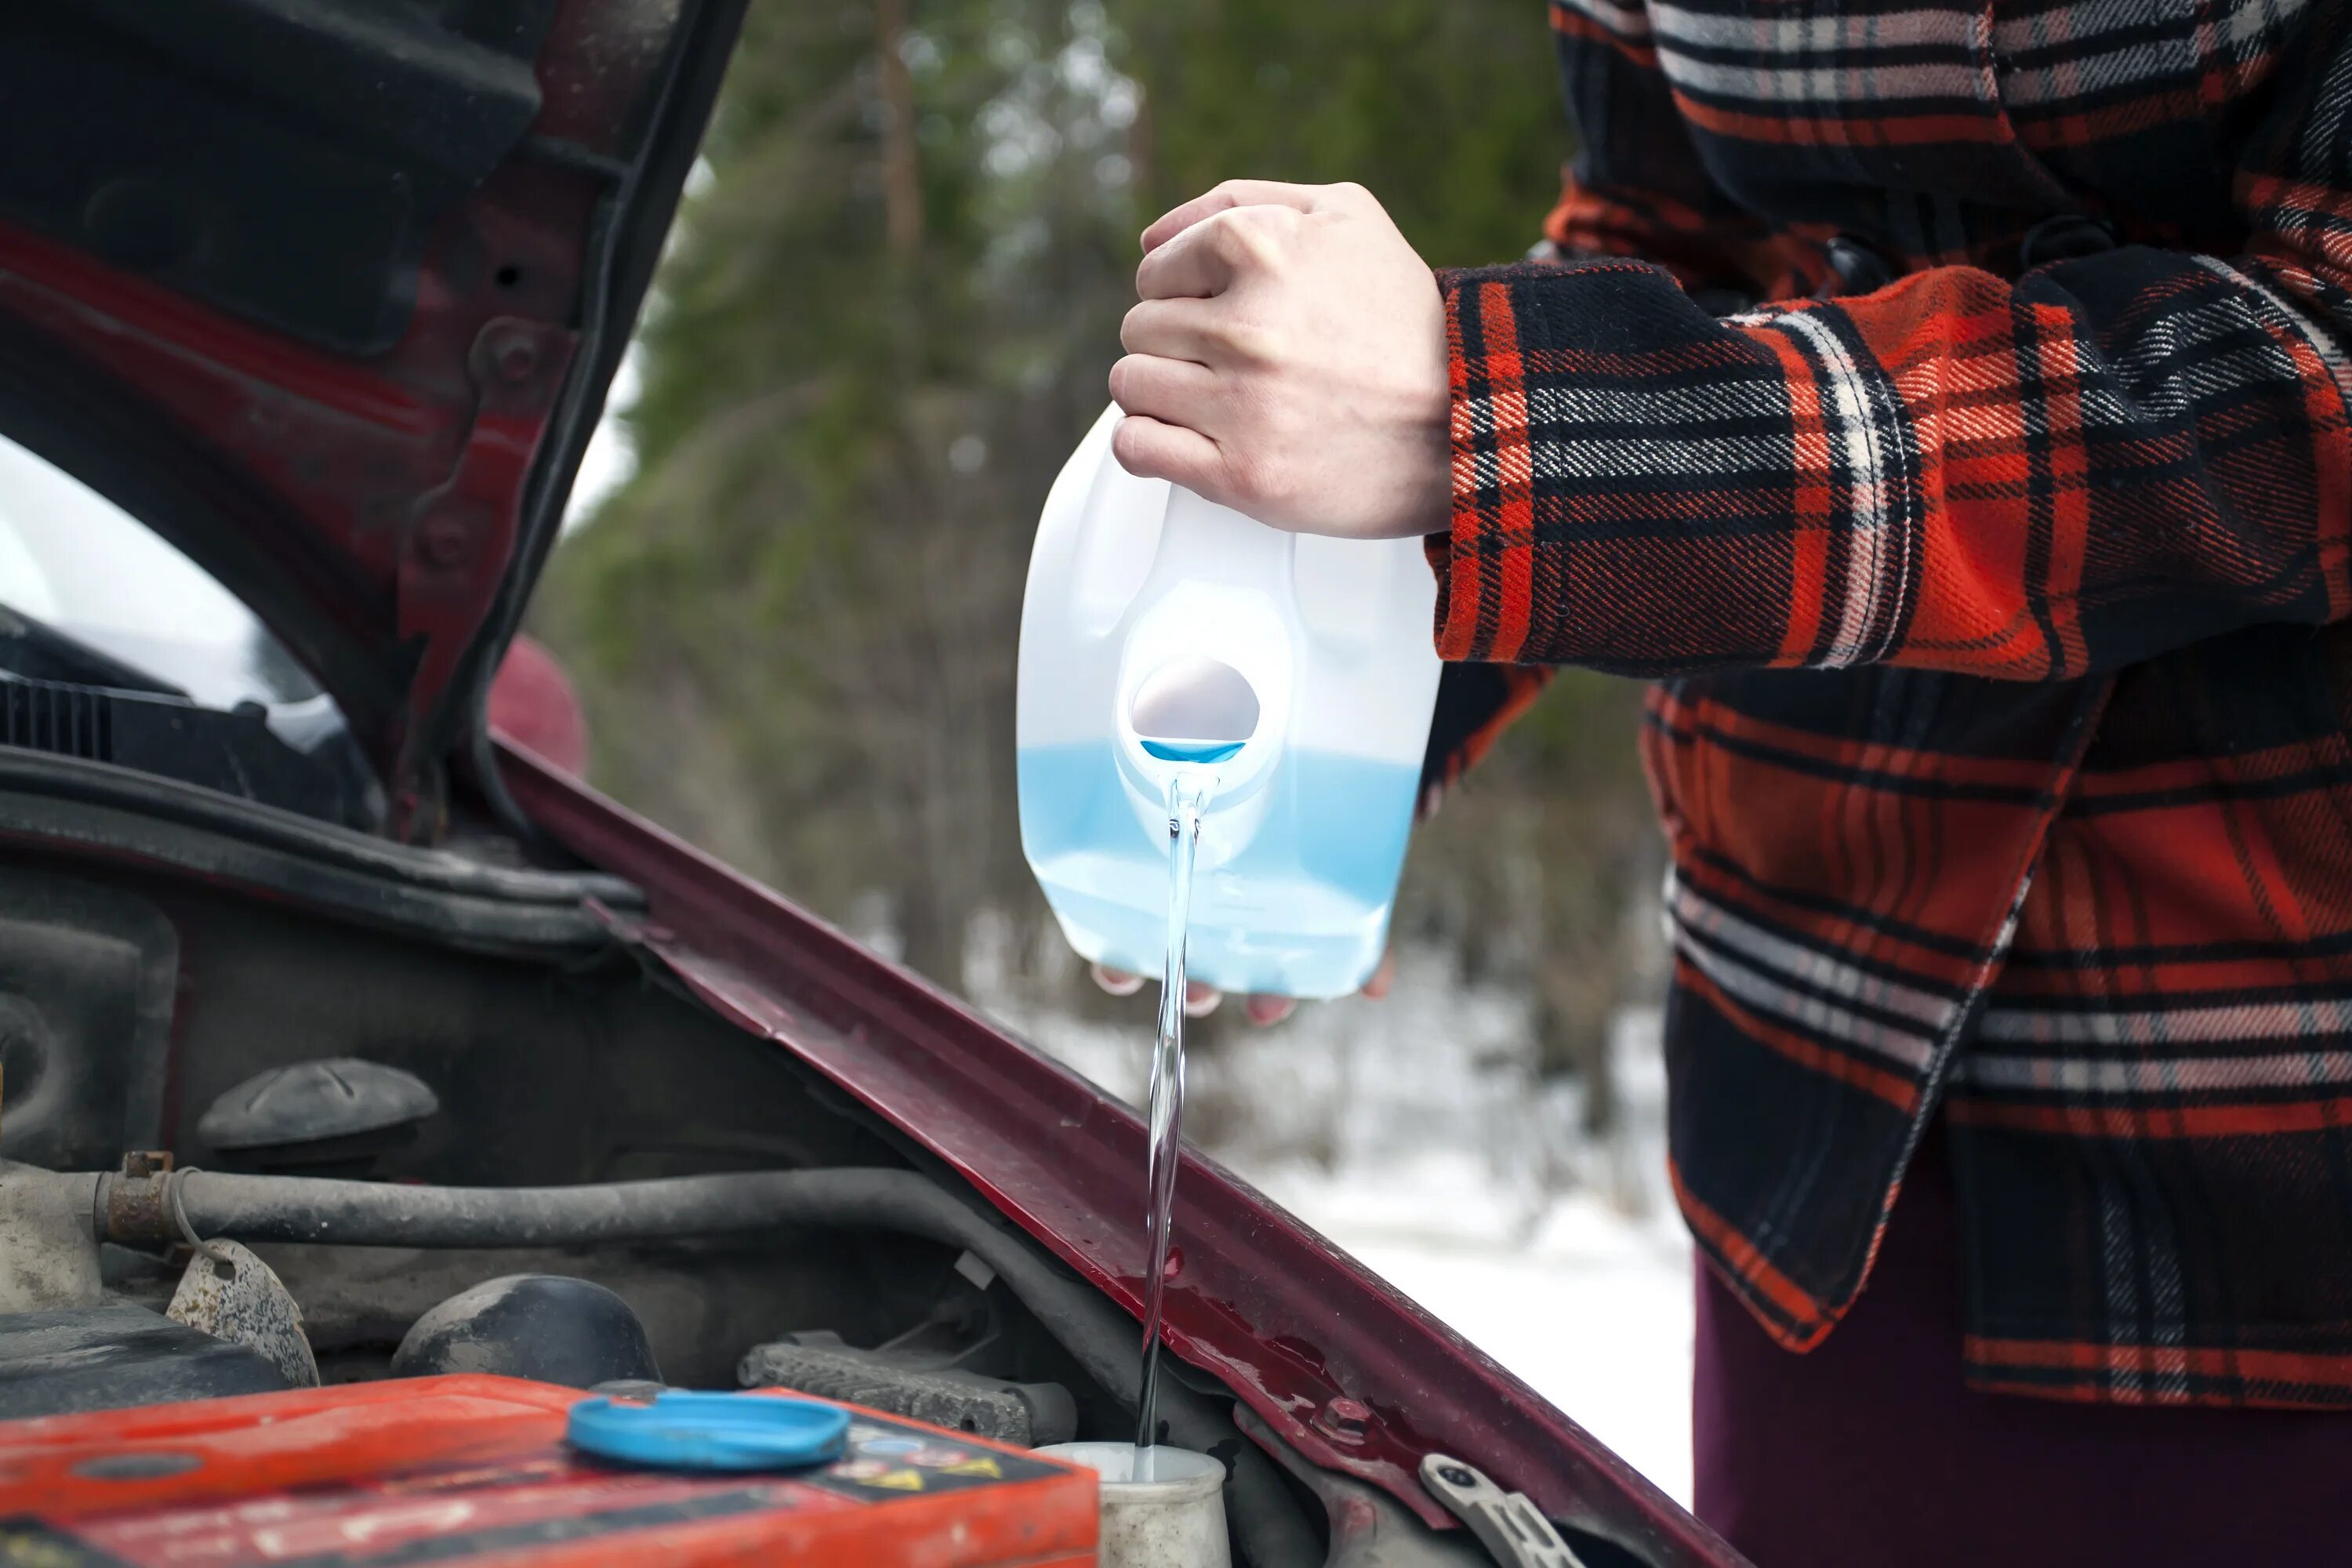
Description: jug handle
xmin=1140 ymin=484 xmax=1297 ymax=593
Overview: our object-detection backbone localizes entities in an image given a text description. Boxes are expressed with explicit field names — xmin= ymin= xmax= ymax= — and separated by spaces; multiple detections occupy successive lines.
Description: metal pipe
xmin=118 ymin=1167 xmax=935 ymax=1250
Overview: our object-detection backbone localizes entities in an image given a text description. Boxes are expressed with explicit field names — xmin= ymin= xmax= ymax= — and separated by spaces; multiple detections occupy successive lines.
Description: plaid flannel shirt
xmin=1425 ymin=0 xmax=2352 ymax=1406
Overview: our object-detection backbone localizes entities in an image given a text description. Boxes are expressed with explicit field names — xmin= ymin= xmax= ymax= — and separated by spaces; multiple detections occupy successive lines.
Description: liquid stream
xmin=1134 ymin=771 xmax=1207 ymax=1482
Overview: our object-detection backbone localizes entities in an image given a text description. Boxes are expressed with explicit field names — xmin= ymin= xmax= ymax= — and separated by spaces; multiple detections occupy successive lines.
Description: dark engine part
xmin=0 ymin=1305 xmax=291 ymax=1418
xmin=100 ymin=1165 xmax=1134 ymax=1404
xmin=741 ymin=1330 xmax=1076 ymax=1447
xmin=0 ymin=870 xmax=174 ymax=1171
xmin=392 ymin=1274 xmax=659 ymax=1389
xmin=198 ymin=1058 xmax=439 ymax=1174
xmin=103 ymin=1166 xmax=1083 ymax=1258
xmin=99 ymin=1163 xmax=1178 ymax=1429
xmin=0 ymin=645 xmax=379 ymax=829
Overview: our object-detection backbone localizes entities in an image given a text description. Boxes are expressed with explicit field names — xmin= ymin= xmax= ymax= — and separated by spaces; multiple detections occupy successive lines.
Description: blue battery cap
xmin=566 ymin=1390 xmax=851 ymax=1472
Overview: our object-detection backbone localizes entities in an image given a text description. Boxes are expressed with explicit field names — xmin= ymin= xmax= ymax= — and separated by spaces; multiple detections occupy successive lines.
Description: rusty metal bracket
xmin=100 ymin=1149 xmax=177 ymax=1247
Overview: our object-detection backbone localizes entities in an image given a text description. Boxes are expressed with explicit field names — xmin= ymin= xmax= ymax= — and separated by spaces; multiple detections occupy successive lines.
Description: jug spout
xmin=1131 ymin=655 xmax=1259 ymax=764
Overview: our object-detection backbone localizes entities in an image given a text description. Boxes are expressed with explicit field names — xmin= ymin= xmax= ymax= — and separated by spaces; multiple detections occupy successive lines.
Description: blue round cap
xmin=567 ymin=1390 xmax=851 ymax=1472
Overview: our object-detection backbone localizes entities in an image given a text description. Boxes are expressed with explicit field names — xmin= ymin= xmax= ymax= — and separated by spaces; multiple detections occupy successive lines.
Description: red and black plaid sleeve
xmin=1431 ymin=11 xmax=2352 ymax=684
xmin=1417 ymin=0 xmax=1815 ymax=801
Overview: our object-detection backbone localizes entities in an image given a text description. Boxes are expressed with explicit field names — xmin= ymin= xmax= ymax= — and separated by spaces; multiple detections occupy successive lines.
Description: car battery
xmin=0 ymin=1374 xmax=1099 ymax=1566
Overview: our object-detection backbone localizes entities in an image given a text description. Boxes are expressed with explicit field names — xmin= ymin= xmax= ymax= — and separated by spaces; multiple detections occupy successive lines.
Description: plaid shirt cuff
xmin=1432 ymin=261 xmax=1540 ymax=665
xmin=1430 ymin=257 xmax=1826 ymax=672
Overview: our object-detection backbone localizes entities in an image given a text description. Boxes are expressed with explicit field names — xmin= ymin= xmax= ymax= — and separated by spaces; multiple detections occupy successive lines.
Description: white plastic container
xmin=1033 ymin=1443 xmax=1230 ymax=1568
xmin=1015 ymin=404 xmax=1442 ymax=1000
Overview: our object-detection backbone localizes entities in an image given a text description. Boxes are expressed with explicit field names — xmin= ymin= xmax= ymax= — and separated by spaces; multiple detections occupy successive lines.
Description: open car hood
xmin=0 ymin=1 xmax=746 ymax=833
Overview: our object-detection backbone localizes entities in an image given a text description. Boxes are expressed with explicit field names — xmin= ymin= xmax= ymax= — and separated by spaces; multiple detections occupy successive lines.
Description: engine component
xmin=0 ymin=1305 xmax=291 ymax=1418
xmin=0 ymin=1159 xmax=100 ymax=1312
xmin=1036 ymin=1442 xmax=1232 ymax=1568
xmin=98 ymin=1163 xmax=1138 ymax=1426
xmin=1422 ymin=1453 xmax=1588 ymax=1568
xmin=567 ymin=1388 xmax=849 ymax=1471
xmin=196 ymin=1058 xmax=438 ymax=1173
xmin=392 ymin=1275 xmax=659 ymax=1389
xmin=739 ymin=1332 xmax=1077 ymax=1447
xmin=0 ymin=1376 xmax=1101 ymax=1565
xmin=1236 ymin=1404 xmax=1494 ymax=1568
xmin=166 ymin=1239 xmax=318 ymax=1388
xmin=0 ymin=670 xmax=382 ymax=827
xmin=103 ymin=1165 xmax=1055 ymax=1251
xmin=0 ymin=871 xmax=174 ymax=1170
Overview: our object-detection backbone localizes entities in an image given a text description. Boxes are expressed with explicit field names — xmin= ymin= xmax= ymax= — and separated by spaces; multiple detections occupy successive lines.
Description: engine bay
xmin=0 ymin=795 xmax=1666 ymax=1568
xmin=0 ymin=850 xmax=1363 ymax=1563
xmin=0 ymin=849 xmax=1153 ymax=1403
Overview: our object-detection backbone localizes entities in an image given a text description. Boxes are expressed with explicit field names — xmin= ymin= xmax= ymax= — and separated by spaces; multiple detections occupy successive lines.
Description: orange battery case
xmin=0 ymin=1375 xmax=1098 ymax=1566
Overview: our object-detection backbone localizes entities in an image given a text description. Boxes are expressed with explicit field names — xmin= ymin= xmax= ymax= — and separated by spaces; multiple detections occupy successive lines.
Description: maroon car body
xmin=0 ymin=4 xmax=1739 ymax=1564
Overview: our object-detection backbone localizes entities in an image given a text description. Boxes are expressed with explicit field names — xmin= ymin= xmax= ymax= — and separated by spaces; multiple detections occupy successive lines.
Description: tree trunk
xmin=874 ymin=0 xmax=923 ymax=259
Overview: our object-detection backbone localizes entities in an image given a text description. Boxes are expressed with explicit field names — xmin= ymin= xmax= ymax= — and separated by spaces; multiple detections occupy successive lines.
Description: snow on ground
xmin=1252 ymin=1150 xmax=1693 ymax=1508
xmin=973 ymin=938 xmax=1697 ymax=1505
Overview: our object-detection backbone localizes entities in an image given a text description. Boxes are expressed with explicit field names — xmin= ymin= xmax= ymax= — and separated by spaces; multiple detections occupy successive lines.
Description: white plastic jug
xmin=1015 ymin=405 xmax=1443 ymax=1000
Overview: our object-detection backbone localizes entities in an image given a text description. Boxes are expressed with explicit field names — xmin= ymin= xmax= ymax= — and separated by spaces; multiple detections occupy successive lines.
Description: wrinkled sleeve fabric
xmin=1430 ymin=49 xmax=2352 ymax=681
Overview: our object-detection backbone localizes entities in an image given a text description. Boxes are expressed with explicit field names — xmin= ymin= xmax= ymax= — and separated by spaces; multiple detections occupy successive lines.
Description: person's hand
xmin=1109 ymin=180 xmax=1450 ymax=541
xmin=1087 ymin=949 xmax=1395 ymax=1027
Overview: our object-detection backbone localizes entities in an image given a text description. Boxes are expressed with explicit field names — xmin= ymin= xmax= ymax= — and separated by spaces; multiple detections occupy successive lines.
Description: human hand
xmin=1109 ymin=180 xmax=1450 ymax=541
xmin=1087 ymin=949 xmax=1395 ymax=1028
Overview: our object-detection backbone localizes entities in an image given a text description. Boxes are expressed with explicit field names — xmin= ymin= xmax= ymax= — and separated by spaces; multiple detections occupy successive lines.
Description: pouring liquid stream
xmin=1135 ymin=769 xmax=1208 ymax=1482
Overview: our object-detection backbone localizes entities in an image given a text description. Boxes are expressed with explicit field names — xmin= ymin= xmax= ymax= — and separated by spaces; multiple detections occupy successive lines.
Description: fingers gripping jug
xmin=1016 ymin=405 xmax=1443 ymax=1000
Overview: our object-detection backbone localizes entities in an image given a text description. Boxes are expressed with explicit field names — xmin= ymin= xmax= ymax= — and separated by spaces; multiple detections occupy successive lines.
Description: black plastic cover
xmin=0 ymin=671 xmax=379 ymax=831
xmin=0 ymin=1305 xmax=292 ymax=1419
xmin=391 ymin=1275 xmax=660 ymax=1389
xmin=198 ymin=1058 xmax=441 ymax=1156
xmin=739 ymin=1334 xmax=1079 ymax=1447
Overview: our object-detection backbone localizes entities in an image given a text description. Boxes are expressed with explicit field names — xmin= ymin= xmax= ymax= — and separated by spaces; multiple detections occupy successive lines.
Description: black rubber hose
xmin=147 ymin=1166 xmax=1323 ymax=1566
xmin=173 ymin=1168 xmax=955 ymax=1249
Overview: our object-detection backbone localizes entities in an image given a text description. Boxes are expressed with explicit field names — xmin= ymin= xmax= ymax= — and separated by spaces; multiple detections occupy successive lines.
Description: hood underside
xmin=0 ymin=0 xmax=746 ymax=833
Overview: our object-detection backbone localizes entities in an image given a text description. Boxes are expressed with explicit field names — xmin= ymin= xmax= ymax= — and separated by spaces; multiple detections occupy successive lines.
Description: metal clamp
xmin=1420 ymin=1454 xmax=1586 ymax=1568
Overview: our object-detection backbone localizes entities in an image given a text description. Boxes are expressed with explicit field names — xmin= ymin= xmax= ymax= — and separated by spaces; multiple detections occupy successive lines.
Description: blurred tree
xmin=535 ymin=0 xmax=1141 ymax=980
xmin=532 ymin=0 xmax=1661 ymax=1112
xmin=1117 ymin=1 xmax=1569 ymax=267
